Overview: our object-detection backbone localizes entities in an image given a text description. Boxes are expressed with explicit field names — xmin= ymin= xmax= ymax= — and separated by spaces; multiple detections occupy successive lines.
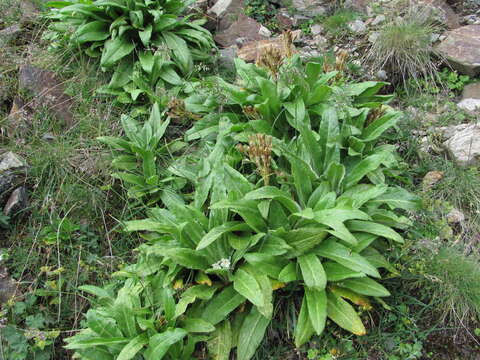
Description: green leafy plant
xmin=98 ymin=103 xmax=186 ymax=202
xmin=47 ymin=0 xmax=214 ymax=103
xmin=64 ymin=273 xmax=211 ymax=360
xmin=438 ymin=68 xmax=470 ymax=92
xmin=186 ymin=56 xmax=395 ymax=140
xmin=119 ymin=70 xmax=419 ymax=357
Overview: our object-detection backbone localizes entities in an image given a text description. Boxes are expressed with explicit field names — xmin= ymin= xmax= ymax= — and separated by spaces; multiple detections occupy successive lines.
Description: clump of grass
xmin=365 ymin=5 xmax=439 ymax=89
xmin=410 ymin=246 xmax=480 ymax=327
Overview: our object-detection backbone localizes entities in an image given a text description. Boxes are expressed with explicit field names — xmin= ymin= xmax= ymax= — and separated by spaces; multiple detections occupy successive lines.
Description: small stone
xmin=444 ymin=123 xmax=480 ymax=165
xmin=4 ymin=186 xmax=28 ymax=216
xmin=0 ymin=25 xmax=22 ymax=47
xmin=311 ymin=24 xmax=323 ymax=35
xmin=431 ymin=33 xmax=440 ymax=43
xmin=348 ymin=20 xmax=367 ymax=33
xmin=371 ymin=15 xmax=386 ymax=26
xmin=457 ymin=98 xmax=480 ymax=112
xmin=42 ymin=133 xmax=56 ymax=142
xmin=312 ymin=34 xmax=328 ymax=51
xmin=0 ymin=266 xmax=16 ymax=305
xmin=446 ymin=208 xmax=465 ymax=224
xmin=368 ymin=31 xmax=380 ymax=43
xmin=422 ymin=171 xmax=444 ymax=189
xmin=258 ymin=26 xmax=272 ymax=38
xmin=0 ymin=152 xmax=26 ymax=172
xmin=462 ymin=82 xmax=480 ymax=100
xmin=376 ymin=70 xmax=388 ymax=80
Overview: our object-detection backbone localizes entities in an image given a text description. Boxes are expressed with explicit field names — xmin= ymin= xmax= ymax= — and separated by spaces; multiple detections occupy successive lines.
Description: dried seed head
xmin=238 ymin=134 xmax=274 ymax=185
xmin=167 ymin=98 xmax=201 ymax=123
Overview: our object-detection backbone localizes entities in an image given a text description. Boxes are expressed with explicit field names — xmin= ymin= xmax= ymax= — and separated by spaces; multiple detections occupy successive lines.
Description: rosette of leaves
xmin=123 ymin=105 xmax=420 ymax=357
xmin=64 ymin=273 xmax=215 ymax=360
xmin=47 ymin=0 xmax=214 ymax=103
xmin=185 ymin=56 xmax=393 ymax=140
xmin=98 ymin=103 xmax=186 ymax=202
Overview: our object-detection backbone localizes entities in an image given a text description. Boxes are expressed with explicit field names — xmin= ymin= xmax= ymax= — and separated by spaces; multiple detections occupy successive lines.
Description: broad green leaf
xmin=282 ymin=227 xmax=328 ymax=257
xmin=244 ymin=186 xmax=301 ymax=214
xmin=197 ymin=222 xmax=251 ymax=250
xmin=305 ymin=288 xmax=327 ymax=335
xmin=346 ymin=220 xmax=403 ymax=243
xmin=164 ymin=248 xmax=209 ymax=270
xmin=65 ymin=337 xmax=129 ymax=349
xmin=327 ymin=292 xmax=366 ymax=335
xmin=202 ymin=286 xmax=245 ymax=325
xmin=294 ymin=295 xmax=315 ymax=347
xmin=100 ymin=36 xmax=135 ymax=68
xmin=117 ymin=334 xmax=148 ymax=360
xmin=75 ymin=20 xmax=109 ymax=43
xmin=323 ymin=262 xmax=365 ymax=282
xmin=207 ymin=320 xmax=232 ymax=360
xmin=210 ymin=200 xmax=266 ymax=233
xmin=78 ymin=285 xmax=112 ymax=299
xmin=233 ymin=269 xmax=265 ymax=307
xmin=343 ymin=153 xmax=388 ymax=189
xmin=243 ymin=253 xmax=285 ymax=278
xmin=315 ymin=238 xmax=380 ymax=278
xmin=298 ymin=254 xmax=327 ymax=290
xmin=278 ymin=262 xmax=297 ymax=282
xmin=369 ymin=187 xmax=421 ymax=211
xmin=339 ymin=277 xmax=390 ymax=297
xmin=145 ymin=329 xmax=187 ymax=360
xmin=181 ymin=318 xmax=215 ymax=333
xmin=237 ymin=307 xmax=270 ymax=360
xmin=362 ymin=111 xmax=399 ymax=141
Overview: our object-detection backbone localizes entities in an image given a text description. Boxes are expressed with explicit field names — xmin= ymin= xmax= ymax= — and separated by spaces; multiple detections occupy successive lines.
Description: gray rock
xmin=290 ymin=0 xmax=326 ymax=17
xmin=208 ymin=0 xmax=245 ymax=32
xmin=311 ymin=24 xmax=323 ymax=35
xmin=0 ymin=152 xmax=26 ymax=172
xmin=0 ymin=267 xmax=16 ymax=305
xmin=368 ymin=31 xmax=380 ymax=43
xmin=348 ymin=20 xmax=367 ymax=33
xmin=0 ymin=152 xmax=26 ymax=203
xmin=214 ymin=14 xmax=266 ymax=47
xmin=447 ymin=208 xmax=466 ymax=224
xmin=4 ymin=186 xmax=28 ymax=216
xmin=259 ymin=26 xmax=272 ymax=38
xmin=376 ymin=70 xmax=388 ymax=80
xmin=444 ymin=123 xmax=480 ymax=165
xmin=0 ymin=25 xmax=22 ymax=47
xmin=371 ymin=15 xmax=386 ymax=26
xmin=435 ymin=25 xmax=480 ymax=77
xmin=457 ymin=98 xmax=480 ymax=111
xmin=18 ymin=65 xmax=74 ymax=126
xmin=462 ymin=82 xmax=480 ymax=99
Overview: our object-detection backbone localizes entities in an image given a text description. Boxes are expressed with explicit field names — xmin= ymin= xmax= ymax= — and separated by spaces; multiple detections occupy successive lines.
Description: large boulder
xmin=214 ymin=13 xmax=268 ymax=48
xmin=436 ymin=25 xmax=480 ymax=77
xmin=12 ymin=65 xmax=75 ymax=129
xmin=208 ymin=0 xmax=245 ymax=32
xmin=421 ymin=0 xmax=460 ymax=29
